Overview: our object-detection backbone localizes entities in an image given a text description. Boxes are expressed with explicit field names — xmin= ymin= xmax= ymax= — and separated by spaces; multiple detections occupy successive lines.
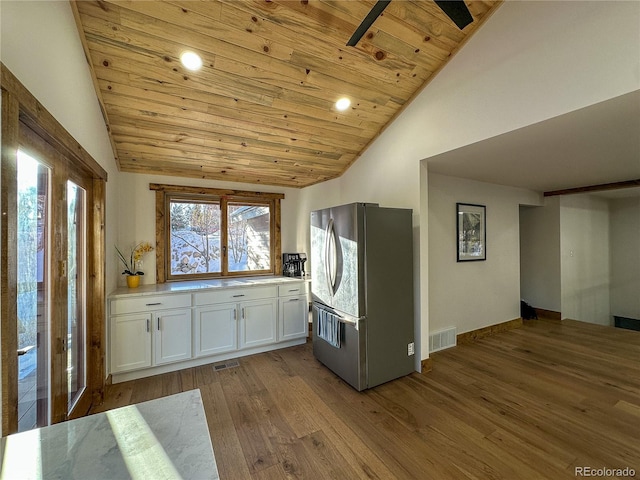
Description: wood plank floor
xmin=92 ymin=319 xmax=640 ymax=479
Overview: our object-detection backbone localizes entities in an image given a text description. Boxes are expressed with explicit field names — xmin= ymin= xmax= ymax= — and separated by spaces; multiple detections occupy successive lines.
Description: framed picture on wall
xmin=456 ymin=203 xmax=486 ymax=262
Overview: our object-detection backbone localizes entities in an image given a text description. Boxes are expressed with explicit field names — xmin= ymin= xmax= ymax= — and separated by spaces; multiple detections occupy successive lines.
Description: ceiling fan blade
xmin=434 ymin=0 xmax=473 ymax=30
xmin=346 ymin=0 xmax=391 ymax=47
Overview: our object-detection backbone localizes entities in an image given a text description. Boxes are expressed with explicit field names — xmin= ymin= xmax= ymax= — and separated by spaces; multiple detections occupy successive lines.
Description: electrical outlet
xmin=408 ymin=342 xmax=415 ymax=356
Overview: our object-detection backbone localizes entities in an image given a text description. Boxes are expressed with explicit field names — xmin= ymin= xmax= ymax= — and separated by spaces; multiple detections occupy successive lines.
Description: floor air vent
xmin=213 ymin=359 xmax=240 ymax=371
xmin=429 ymin=327 xmax=457 ymax=353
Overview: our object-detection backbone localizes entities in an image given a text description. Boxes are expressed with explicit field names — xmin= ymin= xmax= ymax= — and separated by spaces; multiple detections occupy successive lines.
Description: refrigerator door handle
xmin=315 ymin=303 xmax=364 ymax=330
xmin=324 ymin=218 xmax=337 ymax=295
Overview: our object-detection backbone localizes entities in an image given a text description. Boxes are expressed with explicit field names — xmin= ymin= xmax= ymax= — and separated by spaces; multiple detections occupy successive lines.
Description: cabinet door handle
xmin=233 ymin=308 xmax=237 ymax=321
xmin=232 ymin=294 xmax=245 ymax=298
xmin=242 ymin=307 xmax=245 ymax=319
xmin=157 ymin=317 xmax=160 ymax=331
xmin=146 ymin=302 xmax=162 ymax=306
xmin=289 ymin=298 xmax=300 ymax=302
xmin=146 ymin=319 xmax=150 ymax=332
xmin=289 ymin=289 xmax=299 ymax=292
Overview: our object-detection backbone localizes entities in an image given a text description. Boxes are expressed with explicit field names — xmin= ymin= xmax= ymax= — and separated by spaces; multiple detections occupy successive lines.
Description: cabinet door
xmin=239 ymin=299 xmax=277 ymax=349
xmin=279 ymin=295 xmax=309 ymax=341
xmin=111 ymin=313 xmax=151 ymax=373
xmin=194 ymin=304 xmax=238 ymax=357
xmin=154 ymin=309 xmax=193 ymax=365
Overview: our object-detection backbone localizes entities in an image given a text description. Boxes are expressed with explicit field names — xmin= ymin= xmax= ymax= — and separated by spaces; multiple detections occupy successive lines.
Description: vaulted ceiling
xmin=72 ymin=0 xmax=500 ymax=188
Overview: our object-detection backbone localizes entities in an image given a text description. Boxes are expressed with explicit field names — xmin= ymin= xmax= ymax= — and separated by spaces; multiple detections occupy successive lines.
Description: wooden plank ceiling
xmin=73 ymin=0 xmax=501 ymax=188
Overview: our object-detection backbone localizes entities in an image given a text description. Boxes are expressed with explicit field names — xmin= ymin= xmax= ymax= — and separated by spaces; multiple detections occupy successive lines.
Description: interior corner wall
xmin=560 ymin=194 xmax=611 ymax=325
xmin=428 ymin=173 xmax=541 ymax=335
xmin=519 ymin=196 xmax=561 ymax=312
xmin=610 ymin=196 xmax=640 ymax=320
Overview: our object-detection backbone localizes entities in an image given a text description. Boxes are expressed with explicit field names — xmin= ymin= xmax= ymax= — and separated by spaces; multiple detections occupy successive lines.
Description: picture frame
xmin=456 ymin=203 xmax=486 ymax=262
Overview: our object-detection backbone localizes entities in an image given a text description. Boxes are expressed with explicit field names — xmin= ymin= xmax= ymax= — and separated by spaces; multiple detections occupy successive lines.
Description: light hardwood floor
xmin=92 ymin=319 xmax=640 ymax=479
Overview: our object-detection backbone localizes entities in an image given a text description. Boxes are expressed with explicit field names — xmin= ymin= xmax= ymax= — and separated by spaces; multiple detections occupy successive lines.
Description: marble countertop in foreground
xmin=0 ymin=389 xmax=218 ymax=479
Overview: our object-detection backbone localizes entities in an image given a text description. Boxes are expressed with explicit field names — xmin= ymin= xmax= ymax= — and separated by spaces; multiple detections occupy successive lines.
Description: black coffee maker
xmin=282 ymin=253 xmax=307 ymax=277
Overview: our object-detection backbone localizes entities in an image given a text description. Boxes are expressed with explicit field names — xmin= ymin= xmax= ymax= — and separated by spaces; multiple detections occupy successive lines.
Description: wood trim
xmin=456 ymin=318 xmax=523 ymax=345
xmin=1 ymin=88 xmax=20 ymax=435
xmin=90 ymin=177 xmax=106 ymax=407
xmin=149 ymin=183 xmax=285 ymax=200
xmin=544 ymin=179 xmax=640 ymax=197
xmin=155 ymin=190 xmax=167 ymax=284
xmin=0 ymin=63 xmax=107 ymax=181
xmin=50 ymin=143 xmax=69 ymax=425
xmin=274 ymin=198 xmax=282 ymax=276
xmin=220 ymin=197 xmax=229 ymax=277
xmin=533 ymin=308 xmax=562 ymax=321
xmin=420 ymin=358 xmax=433 ymax=373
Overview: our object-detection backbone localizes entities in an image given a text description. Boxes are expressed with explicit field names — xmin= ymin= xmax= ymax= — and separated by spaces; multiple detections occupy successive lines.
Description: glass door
xmin=16 ymin=150 xmax=51 ymax=432
xmin=13 ymin=146 xmax=94 ymax=431
xmin=66 ymin=181 xmax=87 ymax=413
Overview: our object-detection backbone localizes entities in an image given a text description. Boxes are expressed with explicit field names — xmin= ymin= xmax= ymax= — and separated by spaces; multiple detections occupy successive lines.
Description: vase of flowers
xmin=116 ymin=241 xmax=154 ymax=288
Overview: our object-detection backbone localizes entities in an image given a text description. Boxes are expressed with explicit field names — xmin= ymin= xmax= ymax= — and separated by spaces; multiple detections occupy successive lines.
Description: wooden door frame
xmin=1 ymin=63 xmax=107 ymax=434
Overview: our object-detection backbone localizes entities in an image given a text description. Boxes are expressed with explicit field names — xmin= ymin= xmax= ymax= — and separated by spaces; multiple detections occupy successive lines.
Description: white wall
xmin=610 ymin=196 xmax=640 ymax=320
xmin=520 ymin=196 xmax=562 ymax=312
xmin=428 ymin=174 xmax=541 ymax=335
xmin=116 ymin=172 xmax=303 ymax=287
xmin=560 ymin=194 xmax=611 ymax=325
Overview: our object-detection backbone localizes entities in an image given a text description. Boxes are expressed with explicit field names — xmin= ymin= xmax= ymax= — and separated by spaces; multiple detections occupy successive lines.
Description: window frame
xmin=151 ymin=183 xmax=284 ymax=283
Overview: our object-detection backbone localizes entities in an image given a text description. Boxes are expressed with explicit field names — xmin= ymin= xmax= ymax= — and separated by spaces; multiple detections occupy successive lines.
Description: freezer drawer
xmin=312 ymin=304 xmax=366 ymax=391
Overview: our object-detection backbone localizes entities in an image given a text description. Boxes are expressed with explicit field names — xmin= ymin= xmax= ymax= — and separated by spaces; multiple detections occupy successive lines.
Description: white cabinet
xmin=278 ymin=280 xmax=309 ymax=342
xmin=239 ymin=298 xmax=278 ymax=349
xmin=154 ymin=309 xmax=193 ymax=365
xmin=109 ymin=294 xmax=192 ymax=374
xmin=279 ymin=295 xmax=308 ymax=341
xmin=194 ymin=303 xmax=238 ymax=357
xmin=109 ymin=279 xmax=309 ymax=382
xmin=194 ymin=286 xmax=278 ymax=356
xmin=111 ymin=312 xmax=152 ymax=373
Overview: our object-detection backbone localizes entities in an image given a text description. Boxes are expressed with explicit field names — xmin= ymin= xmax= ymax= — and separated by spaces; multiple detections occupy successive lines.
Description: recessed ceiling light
xmin=180 ymin=51 xmax=203 ymax=71
xmin=335 ymin=97 xmax=351 ymax=111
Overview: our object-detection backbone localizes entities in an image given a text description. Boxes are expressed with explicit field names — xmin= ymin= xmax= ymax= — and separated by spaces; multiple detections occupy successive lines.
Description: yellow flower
xmin=133 ymin=241 xmax=154 ymax=262
xmin=116 ymin=241 xmax=154 ymax=275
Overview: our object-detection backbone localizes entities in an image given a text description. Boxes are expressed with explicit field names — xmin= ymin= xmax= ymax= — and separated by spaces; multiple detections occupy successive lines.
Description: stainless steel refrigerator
xmin=310 ymin=202 xmax=415 ymax=391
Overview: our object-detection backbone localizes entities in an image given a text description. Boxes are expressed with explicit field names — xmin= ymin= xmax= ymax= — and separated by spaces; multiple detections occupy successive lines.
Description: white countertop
xmin=0 ymin=389 xmax=218 ymax=479
xmin=109 ymin=275 xmax=309 ymax=299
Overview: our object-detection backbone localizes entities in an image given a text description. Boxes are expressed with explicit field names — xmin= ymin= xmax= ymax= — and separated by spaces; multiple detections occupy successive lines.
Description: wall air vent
xmin=429 ymin=327 xmax=457 ymax=353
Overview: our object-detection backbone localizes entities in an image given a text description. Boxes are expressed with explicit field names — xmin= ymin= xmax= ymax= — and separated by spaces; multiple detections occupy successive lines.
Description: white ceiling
xmin=426 ymin=89 xmax=640 ymax=195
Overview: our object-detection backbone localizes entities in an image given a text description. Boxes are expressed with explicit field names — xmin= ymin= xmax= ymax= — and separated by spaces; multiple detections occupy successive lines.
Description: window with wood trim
xmin=151 ymin=184 xmax=284 ymax=282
